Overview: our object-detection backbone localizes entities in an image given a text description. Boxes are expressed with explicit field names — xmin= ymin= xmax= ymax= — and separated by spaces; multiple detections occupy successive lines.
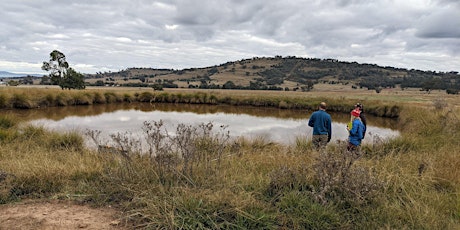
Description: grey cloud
xmin=415 ymin=6 xmax=460 ymax=39
xmin=0 ymin=0 xmax=459 ymax=74
xmin=171 ymin=0 xmax=266 ymax=41
xmin=173 ymin=0 xmax=263 ymax=26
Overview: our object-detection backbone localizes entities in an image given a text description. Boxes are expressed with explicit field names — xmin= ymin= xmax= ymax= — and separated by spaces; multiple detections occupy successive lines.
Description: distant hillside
xmin=0 ymin=71 xmax=42 ymax=78
xmin=85 ymin=56 xmax=460 ymax=93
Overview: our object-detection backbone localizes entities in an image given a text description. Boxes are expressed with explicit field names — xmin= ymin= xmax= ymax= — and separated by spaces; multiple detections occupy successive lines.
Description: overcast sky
xmin=1 ymin=0 xmax=459 ymax=74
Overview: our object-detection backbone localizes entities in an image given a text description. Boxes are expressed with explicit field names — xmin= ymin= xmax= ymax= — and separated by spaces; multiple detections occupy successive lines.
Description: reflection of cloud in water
xmin=30 ymin=109 xmax=399 ymax=146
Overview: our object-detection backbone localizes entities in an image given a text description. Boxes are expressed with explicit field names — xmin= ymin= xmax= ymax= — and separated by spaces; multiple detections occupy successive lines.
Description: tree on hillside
xmin=300 ymin=80 xmax=314 ymax=91
xmin=222 ymin=81 xmax=236 ymax=89
xmin=41 ymin=50 xmax=85 ymax=90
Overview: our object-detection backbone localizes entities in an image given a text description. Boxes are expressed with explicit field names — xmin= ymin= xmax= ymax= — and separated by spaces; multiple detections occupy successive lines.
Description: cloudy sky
xmin=1 ymin=0 xmax=459 ymax=74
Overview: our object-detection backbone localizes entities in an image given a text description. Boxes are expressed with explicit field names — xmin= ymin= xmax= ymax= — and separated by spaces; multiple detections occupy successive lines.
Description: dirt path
xmin=0 ymin=200 xmax=127 ymax=230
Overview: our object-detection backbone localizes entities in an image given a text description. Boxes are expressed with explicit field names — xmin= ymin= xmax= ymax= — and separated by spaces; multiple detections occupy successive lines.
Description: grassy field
xmin=0 ymin=85 xmax=459 ymax=229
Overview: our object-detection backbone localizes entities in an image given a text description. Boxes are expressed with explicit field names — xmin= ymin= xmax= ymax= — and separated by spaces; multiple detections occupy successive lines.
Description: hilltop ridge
xmin=86 ymin=56 xmax=459 ymax=93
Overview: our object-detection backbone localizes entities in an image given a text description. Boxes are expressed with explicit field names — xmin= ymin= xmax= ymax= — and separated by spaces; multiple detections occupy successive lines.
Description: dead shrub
xmin=312 ymin=142 xmax=381 ymax=206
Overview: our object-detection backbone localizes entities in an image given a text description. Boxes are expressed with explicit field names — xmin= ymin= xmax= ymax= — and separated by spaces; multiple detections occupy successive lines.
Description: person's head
xmin=351 ymin=108 xmax=361 ymax=118
xmin=319 ymin=102 xmax=327 ymax=110
xmin=355 ymin=103 xmax=363 ymax=111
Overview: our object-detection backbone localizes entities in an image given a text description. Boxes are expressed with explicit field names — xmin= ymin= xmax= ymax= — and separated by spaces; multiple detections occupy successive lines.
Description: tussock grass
xmin=0 ymin=88 xmax=459 ymax=229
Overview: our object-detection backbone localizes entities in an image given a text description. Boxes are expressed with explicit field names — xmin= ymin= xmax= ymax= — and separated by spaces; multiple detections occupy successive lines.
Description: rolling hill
xmin=83 ymin=56 xmax=459 ymax=93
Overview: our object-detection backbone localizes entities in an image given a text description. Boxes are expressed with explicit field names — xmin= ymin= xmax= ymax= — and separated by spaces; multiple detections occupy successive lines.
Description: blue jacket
xmin=308 ymin=110 xmax=332 ymax=142
xmin=349 ymin=118 xmax=365 ymax=146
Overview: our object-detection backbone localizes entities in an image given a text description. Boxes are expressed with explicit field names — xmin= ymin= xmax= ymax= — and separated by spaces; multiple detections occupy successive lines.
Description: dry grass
xmin=8 ymin=83 xmax=459 ymax=108
xmin=0 ymin=86 xmax=459 ymax=229
xmin=159 ymin=84 xmax=460 ymax=108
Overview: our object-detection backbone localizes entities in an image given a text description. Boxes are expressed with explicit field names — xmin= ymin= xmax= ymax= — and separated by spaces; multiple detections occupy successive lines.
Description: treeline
xmin=188 ymin=80 xmax=285 ymax=91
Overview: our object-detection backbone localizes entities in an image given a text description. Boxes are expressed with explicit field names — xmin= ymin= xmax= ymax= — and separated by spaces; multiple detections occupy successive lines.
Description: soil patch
xmin=0 ymin=200 xmax=127 ymax=230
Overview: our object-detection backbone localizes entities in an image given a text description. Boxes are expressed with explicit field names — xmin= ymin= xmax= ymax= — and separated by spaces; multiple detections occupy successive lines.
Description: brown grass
xmin=0 ymin=85 xmax=459 ymax=229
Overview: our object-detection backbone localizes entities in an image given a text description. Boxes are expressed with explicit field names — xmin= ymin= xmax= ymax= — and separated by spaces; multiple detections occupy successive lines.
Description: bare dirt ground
xmin=0 ymin=200 xmax=127 ymax=230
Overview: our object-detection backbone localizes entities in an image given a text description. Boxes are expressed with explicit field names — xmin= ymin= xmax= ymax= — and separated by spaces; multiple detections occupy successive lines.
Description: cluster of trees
xmin=86 ymin=78 xmax=178 ymax=91
xmin=188 ymin=81 xmax=284 ymax=91
xmin=400 ymin=71 xmax=460 ymax=94
xmin=187 ymin=80 xmax=314 ymax=91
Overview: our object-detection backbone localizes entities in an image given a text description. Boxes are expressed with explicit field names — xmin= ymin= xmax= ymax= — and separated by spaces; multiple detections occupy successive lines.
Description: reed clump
xmin=0 ymin=89 xmax=458 ymax=229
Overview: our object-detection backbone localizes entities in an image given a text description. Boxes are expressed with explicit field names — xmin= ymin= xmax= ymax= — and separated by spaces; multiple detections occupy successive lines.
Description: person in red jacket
xmin=355 ymin=103 xmax=367 ymax=138
xmin=347 ymin=108 xmax=365 ymax=152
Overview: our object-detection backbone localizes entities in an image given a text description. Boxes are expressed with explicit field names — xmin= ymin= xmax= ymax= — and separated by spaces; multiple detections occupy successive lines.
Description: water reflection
xmin=26 ymin=103 xmax=400 ymax=146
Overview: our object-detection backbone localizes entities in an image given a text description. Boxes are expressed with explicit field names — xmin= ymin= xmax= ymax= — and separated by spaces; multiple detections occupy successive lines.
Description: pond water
xmin=24 ymin=103 xmax=400 ymax=146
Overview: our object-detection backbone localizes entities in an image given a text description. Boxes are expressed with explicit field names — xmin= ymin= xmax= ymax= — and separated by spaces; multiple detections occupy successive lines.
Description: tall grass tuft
xmin=0 ymin=94 xmax=7 ymax=108
xmin=38 ymin=93 xmax=56 ymax=107
xmin=10 ymin=93 xmax=35 ymax=109
xmin=276 ymin=191 xmax=343 ymax=229
xmin=104 ymin=91 xmax=121 ymax=103
xmin=137 ymin=91 xmax=155 ymax=102
xmin=92 ymin=92 xmax=106 ymax=104
xmin=73 ymin=92 xmax=93 ymax=105
xmin=55 ymin=92 xmax=73 ymax=106
xmin=0 ymin=115 xmax=17 ymax=142
xmin=0 ymin=115 xmax=16 ymax=129
xmin=122 ymin=93 xmax=133 ymax=102
xmin=47 ymin=131 xmax=85 ymax=152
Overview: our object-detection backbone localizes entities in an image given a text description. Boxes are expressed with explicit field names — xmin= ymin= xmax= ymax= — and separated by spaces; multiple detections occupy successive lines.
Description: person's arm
xmin=308 ymin=114 xmax=315 ymax=127
xmin=327 ymin=118 xmax=332 ymax=142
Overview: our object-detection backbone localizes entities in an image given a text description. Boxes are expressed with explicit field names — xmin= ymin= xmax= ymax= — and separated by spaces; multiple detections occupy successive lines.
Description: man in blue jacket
xmin=347 ymin=108 xmax=365 ymax=152
xmin=308 ymin=102 xmax=332 ymax=150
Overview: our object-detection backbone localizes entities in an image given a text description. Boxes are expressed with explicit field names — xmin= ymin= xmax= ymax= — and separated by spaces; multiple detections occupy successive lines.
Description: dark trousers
xmin=312 ymin=134 xmax=328 ymax=150
xmin=347 ymin=142 xmax=359 ymax=151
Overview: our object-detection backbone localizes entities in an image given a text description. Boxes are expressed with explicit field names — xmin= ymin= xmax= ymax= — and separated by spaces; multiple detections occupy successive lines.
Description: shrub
xmin=446 ymin=88 xmax=459 ymax=94
xmin=311 ymin=143 xmax=381 ymax=206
